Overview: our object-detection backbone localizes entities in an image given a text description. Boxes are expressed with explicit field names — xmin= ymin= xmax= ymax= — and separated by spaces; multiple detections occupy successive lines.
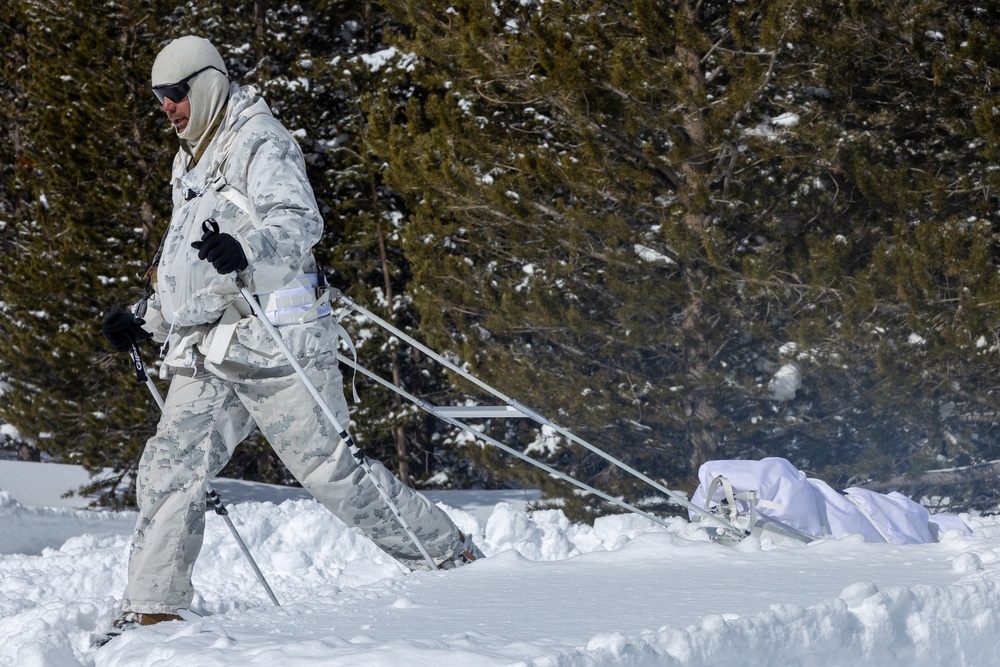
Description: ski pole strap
xmin=129 ymin=345 xmax=148 ymax=384
xmin=128 ymin=296 xmax=152 ymax=384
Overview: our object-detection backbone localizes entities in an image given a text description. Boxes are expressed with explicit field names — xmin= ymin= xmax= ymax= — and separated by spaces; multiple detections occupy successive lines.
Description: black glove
xmin=102 ymin=308 xmax=153 ymax=353
xmin=191 ymin=218 xmax=248 ymax=274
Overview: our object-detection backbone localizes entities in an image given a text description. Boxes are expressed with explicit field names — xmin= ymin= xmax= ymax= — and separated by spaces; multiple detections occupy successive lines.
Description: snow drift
xmin=2 ymin=461 xmax=1000 ymax=666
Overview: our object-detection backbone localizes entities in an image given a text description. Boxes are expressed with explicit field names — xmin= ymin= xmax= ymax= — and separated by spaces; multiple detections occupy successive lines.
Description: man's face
xmin=161 ymin=96 xmax=191 ymax=133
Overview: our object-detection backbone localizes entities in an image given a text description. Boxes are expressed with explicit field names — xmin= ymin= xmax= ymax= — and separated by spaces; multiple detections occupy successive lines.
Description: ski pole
xmin=129 ymin=344 xmax=281 ymax=605
xmin=207 ymin=488 xmax=281 ymax=606
xmin=231 ymin=277 xmax=440 ymax=571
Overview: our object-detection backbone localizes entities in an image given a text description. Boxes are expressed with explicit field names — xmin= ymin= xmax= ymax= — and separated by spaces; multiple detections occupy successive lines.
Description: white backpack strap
xmin=705 ymin=475 xmax=740 ymax=524
xmin=217 ymin=183 xmax=255 ymax=222
xmin=334 ymin=309 xmax=361 ymax=403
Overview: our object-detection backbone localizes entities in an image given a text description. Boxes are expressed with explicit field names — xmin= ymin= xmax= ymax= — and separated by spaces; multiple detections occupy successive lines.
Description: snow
xmin=768 ymin=362 xmax=802 ymax=402
xmin=2 ymin=461 xmax=1000 ymax=666
xmin=634 ymin=243 xmax=676 ymax=266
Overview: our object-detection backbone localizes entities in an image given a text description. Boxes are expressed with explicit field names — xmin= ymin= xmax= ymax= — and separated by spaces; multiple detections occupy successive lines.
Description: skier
xmin=101 ymin=35 xmax=481 ymax=636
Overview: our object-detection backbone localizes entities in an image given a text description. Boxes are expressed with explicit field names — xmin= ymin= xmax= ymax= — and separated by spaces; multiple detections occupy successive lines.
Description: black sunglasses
xmin=152 ymin=65 xmax=225 ymax=104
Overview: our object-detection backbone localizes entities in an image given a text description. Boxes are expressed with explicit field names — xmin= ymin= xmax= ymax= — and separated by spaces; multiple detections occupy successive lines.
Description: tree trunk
xmin=858 ymin=461 xmax=1000 ymax=496
xmin=676 ymin=11 xmax=719 ymax=474
xmin=373 ymin=180 xmax=412 ymax=487
xmin=18 ymin=442 xmax=40 ymax=462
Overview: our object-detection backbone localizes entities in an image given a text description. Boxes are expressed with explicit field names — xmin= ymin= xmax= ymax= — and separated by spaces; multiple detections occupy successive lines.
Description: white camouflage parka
xmin=142 ymin=83 xmax=331 ymax=371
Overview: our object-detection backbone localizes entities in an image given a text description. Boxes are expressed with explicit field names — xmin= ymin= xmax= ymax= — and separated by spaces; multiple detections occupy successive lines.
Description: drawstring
xmin=335 ymin=307 xmax=361 ymax=404
xmin=161 ymin=314 xmax=179 ymax=359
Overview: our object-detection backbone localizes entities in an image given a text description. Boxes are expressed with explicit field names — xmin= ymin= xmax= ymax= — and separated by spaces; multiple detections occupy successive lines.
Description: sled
xmin=330 ymin=291 xmax=973 ymax=547
xmin=689 ymin=458 xmax=970 ymax=545
xmin=694 ymin=472 xmax=817 ymax=545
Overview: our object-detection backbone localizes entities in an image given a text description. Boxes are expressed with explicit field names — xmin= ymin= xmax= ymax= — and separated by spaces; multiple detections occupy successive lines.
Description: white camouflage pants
xmin=122 ymin=348 xmax=464 ymax=614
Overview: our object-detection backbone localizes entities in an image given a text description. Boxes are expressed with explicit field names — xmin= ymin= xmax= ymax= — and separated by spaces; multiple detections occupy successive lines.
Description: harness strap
xmin=205 ymin=273 xmax=335 ymax=364
xmin=206 ymin=299 xmax=253 ymax=365
xmin=843 ymin=493 xmax=891 ymax=543
xmin=335 ymin=307 xmax=361 ymax=403
xmin=217 ymin=183 xmax=254 ymax=219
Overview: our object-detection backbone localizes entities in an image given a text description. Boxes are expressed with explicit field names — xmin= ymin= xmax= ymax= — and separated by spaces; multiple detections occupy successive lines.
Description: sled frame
xmin=333 ymin=291 xmax=745 ymax=540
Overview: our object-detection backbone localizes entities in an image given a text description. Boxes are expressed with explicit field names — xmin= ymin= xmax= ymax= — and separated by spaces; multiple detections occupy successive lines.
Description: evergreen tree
xmin=4 ymin=0 xmax=1000 ymax=514
xmin=761 ymin=2 xmax=1000 ymax=493
xmin=366 ymin=0 xmax=795 ymax=512
xmin=0 ymin=2 xmax=30 ymax=248
xmin=366 ymin=0 xmax=1000 ymax=514
xmin=0 ymin=2 xmax=31 ymax=459
xmin=0 ymin=1 xmax=466 ymax=499
xmin=0 ymin=0 xmax=177 ymax=504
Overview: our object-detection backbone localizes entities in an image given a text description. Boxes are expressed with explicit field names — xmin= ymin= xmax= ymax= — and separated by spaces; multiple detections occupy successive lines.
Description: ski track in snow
xmin=1 ymin=463 xmax=1000 ymax=666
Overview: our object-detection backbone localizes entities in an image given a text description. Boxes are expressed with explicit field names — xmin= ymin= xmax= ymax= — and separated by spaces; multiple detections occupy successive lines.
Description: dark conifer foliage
xmin=0 ymin=0 xmax=176 ymax=504
xmin=364 ymin=1 xmax=1000 ymax=514
xmin=2 ymin=1 xmax=1000 ymax=514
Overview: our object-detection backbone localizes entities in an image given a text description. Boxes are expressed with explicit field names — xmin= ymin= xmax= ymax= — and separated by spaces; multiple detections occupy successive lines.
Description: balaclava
xmin=151 ymin=36 xmax=230 ymax=154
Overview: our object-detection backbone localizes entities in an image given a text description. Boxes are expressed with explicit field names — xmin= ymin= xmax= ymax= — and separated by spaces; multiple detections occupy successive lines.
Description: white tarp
xmin=690 ymin=457 xmax=970 ymax=544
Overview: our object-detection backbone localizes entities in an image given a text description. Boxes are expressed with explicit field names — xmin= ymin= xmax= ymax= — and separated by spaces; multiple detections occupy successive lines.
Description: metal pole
xmin=337 ymin=352 xmax=680 ymax=531
xmin=335 ymin=292 xmax=745 ymax=540
xmin=207 ymin=489 xmax=281 ymax=606
xmin=130 ymin=345 xmax=282 ymax=605
xmin=234 ymin=282 xmax=440 ymax=570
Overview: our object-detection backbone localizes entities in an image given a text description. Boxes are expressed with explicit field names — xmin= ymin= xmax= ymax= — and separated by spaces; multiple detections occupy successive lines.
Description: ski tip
xmin=176 ymin=608 xmax=203 ymax=622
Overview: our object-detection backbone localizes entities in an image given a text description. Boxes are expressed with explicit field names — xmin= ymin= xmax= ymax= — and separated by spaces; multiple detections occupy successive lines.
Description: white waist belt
xmin=255 ymin=274 xmax=332 ymax=327
xmin=206 ymin=273 xmax=331 ymax=364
